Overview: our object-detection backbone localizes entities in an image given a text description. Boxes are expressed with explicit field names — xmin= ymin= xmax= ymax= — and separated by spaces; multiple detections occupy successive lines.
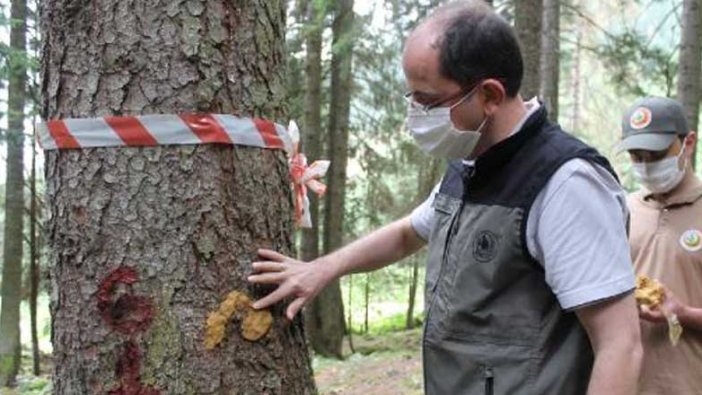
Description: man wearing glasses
xmin=249 ymin=1 xmax=642 ymax=394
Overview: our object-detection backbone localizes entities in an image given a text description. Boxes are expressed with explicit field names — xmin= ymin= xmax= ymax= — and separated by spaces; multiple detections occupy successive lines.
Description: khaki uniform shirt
xmin=628 ymin=170 xmax=702 ymax=394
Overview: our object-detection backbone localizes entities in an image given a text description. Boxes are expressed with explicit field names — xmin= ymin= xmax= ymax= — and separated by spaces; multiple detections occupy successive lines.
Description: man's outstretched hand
xmin=248 ymin=249 xmax=336 ymax=320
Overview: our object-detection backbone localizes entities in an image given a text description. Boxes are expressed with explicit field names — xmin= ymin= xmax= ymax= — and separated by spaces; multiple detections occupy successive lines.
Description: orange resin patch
xmin=204 ymin=290 xmax=273 ymax=349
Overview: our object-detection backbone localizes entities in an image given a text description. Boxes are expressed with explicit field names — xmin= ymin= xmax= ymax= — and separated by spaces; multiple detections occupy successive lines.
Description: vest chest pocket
xmin=426 ymin=193 xmax=462 ymax=297
xmin=441 ymin=205 xmax=544 ymax=345
xmin=429 ymin=193 xmax=461 ymax=233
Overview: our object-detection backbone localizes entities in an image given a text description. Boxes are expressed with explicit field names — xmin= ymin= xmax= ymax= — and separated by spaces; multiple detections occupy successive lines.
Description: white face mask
xmin=407 ymin=88 xmax=487 ymax=159
xmin=632 ymin=144 xmax=687 ymax=194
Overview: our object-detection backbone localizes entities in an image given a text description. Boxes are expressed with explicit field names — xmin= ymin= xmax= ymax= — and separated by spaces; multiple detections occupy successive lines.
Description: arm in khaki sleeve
xmin=640 ymin=286 xmax=702 ymax=332
xmin=678 ymin=306 xmax=702 ymax=331
xmin=248 ymin=216 xmax=426 ymax=319
xmin=576 ymin=293 xmax=643 ymax=395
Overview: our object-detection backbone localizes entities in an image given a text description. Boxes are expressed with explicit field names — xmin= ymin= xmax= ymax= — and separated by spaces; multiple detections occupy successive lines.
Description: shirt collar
xmin=640 ymin=169 xmax=702 ymax=207
xmin=463 ymin=97 xmax=541 ymax=167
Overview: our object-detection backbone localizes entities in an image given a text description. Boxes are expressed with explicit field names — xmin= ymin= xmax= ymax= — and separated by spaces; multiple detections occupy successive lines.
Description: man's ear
xmin=480 ymin=79 xmax=505 ymax=116
xmin=686 ymin=131 xmax=697 ymax=150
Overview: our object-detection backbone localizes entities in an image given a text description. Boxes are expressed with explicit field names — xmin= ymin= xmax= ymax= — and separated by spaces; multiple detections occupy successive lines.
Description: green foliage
xmin=14 ymin=376 xmax=51 ymax=395
xmin=350 ymin=311 xmax=423 ymax=336
xmin=0 ymin=355 xmax=14 ymax=382
xmin=598 ymin=30 xmax=677 ymax=97
xmin=0 ymin=1 xmax=41 ymax=140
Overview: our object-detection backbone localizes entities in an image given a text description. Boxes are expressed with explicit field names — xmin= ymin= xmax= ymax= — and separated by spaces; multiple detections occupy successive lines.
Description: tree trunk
xmin=30 ymin=123 xmax=41 ymax=376
xmin=346 ymin=274 xmax=355 ymax=353
xmin=677 ymin=0 xmax=701 ymax=169
xmin=540 ymin=0 xmax=559 ymax=121
xmin=363 ymin=273 xmax=369 ymax=334
xmin=310 ymin=0 xmax=355 ymax=359
xmin=514 ymin=0 xmax=543 ymax=99
xmin=41 ymin=1 xmax=316 ymax=394
xmin=570 ymin=26 xmax=582 ymax=132
xmin=301 ymin=0 xmax=336 ymax=359
xmin=406 ymin=157 xmax=440 ymax=330
xmin=300 ymin=0 xmax=324 ymax=265
xmin=0 ymin=0 xmax=27 ymax=386
xmin=406 ymin=256 xmax=419 ymax=330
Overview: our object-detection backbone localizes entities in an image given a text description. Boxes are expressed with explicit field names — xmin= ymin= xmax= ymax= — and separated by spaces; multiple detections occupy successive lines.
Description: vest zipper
xmin=484 ymin=366 xmax=494 ymax=395
xmin=422 ymin=165 xmax=473 ymax=395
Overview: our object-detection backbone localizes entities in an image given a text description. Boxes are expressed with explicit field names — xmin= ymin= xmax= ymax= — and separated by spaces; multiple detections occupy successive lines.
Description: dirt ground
xmin=3 ymin=329 xmax=424 ymax=395
xmin=313 ymin=329 xmax=424 ymax=395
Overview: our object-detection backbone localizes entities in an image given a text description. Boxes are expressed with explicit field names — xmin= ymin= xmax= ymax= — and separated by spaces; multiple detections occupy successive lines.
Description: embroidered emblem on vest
xmin=473 ymin=230 xmax=500 ymax=262
xmin=680 ymin=229 xmax=702 ymax=252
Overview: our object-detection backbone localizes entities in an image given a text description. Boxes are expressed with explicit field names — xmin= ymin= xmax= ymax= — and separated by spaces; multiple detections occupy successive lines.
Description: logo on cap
xmin=680 ymin=229 xmax=702 ymax=252
xmin=630 ymin=107 xmax=653 ymax=130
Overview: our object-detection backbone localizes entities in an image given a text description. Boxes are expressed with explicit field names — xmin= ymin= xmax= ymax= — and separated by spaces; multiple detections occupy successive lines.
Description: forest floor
xmin=314 ymin=328 xmax=423 ymax=395
xmin=2 ymin=328 xmax=423 ymax=395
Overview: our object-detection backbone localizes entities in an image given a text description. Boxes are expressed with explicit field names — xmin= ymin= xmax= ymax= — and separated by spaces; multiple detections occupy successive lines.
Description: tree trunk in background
xmin=30 ymin=125 xmax=41 ymax=376
xmin=540 ymin=0 xmax=559 ymax=122
xmin=406 ymin=157 xmax=441 ymax=330
xmin=364 ymin=273 xmax=370 ymax=334
xmin=346 ymin=274 xmax=355 ymax=353
xmin=41 ymin=1 xmax=316 ymax=393
xmin=570 ymin=26 xmax=582 ymax=132
xmin=677 ymin=0 xmax=701 ymax=169
xmin=406 ymin=257 xmax=419 ymax=330
xmin=300 ymin=0 xmax=324 ymax=265
xmin=310 ymin=0 xmax=354 ymax=359
xmin=514 ymin=0 xmax=542 ymax=99
xmin=301 ymin=0 xmax=332 ymax=358
xmin=0 ymin=0 xmax=27 ymax=386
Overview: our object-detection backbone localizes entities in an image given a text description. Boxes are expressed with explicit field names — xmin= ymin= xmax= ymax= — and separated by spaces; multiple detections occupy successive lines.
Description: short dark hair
xmin=433 ymin=2 xmax=523 ymax=97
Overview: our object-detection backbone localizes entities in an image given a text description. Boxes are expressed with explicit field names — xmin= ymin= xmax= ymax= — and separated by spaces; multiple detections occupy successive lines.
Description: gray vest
xmin=423 ymin=107 xmax=618 ymax=395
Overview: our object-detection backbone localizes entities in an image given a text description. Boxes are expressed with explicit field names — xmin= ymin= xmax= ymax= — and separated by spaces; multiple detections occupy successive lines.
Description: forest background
xmin=0 ymin=0 xmax=699 ymax=393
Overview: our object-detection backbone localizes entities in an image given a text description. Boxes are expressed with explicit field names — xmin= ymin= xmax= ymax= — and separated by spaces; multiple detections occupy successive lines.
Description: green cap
xmin=617 ymin=97 xmax=689 ymax=152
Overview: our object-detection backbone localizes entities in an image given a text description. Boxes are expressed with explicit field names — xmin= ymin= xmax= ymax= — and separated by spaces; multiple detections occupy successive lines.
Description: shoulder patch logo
xmin=630 ymin=107 xmax=653 ymax=130
xmin=680 ymin=229 xmax=702 ymax=252
xmin=473 ymin=230 xmax=500 ymax=263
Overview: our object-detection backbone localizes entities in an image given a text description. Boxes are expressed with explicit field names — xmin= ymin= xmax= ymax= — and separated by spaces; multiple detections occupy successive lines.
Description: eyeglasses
xmin=404 ymin=81 xmax=482 ymax=113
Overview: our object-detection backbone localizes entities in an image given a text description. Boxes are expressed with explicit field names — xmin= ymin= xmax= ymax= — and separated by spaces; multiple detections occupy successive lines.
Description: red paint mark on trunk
xmin=107 ymin=341 xmax=160 ymax=395
xmin=98 ymin=267 xmax=160 ymax=394
xmin=97 ymin=267 xmax=154 ymax=335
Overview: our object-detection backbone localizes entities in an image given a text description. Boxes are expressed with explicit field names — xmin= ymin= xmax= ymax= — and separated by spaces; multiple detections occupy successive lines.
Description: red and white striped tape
xmin=288 ymin=122 xmax=329 ymax=227
xmin=37 ymin=115 xmax=331 ymax=228
xmin=37 ymin=114 xmax=293 ymax=152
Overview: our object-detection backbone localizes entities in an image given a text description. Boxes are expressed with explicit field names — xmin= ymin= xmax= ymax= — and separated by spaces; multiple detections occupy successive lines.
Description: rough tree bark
xmin=514 ymin=0 xmax=543 ymax=99
xmin=540 ymin=0 xmax=559 ymax=121
xmin=309 ymin=0 xmax=355 ymax=359
xmin=41 ymin=1 xmax=316 ymax=393
xmin=677 ymin=0 xmax=701 ymax=169
xmin=0 ymin=0 xmax=27 ymax=386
